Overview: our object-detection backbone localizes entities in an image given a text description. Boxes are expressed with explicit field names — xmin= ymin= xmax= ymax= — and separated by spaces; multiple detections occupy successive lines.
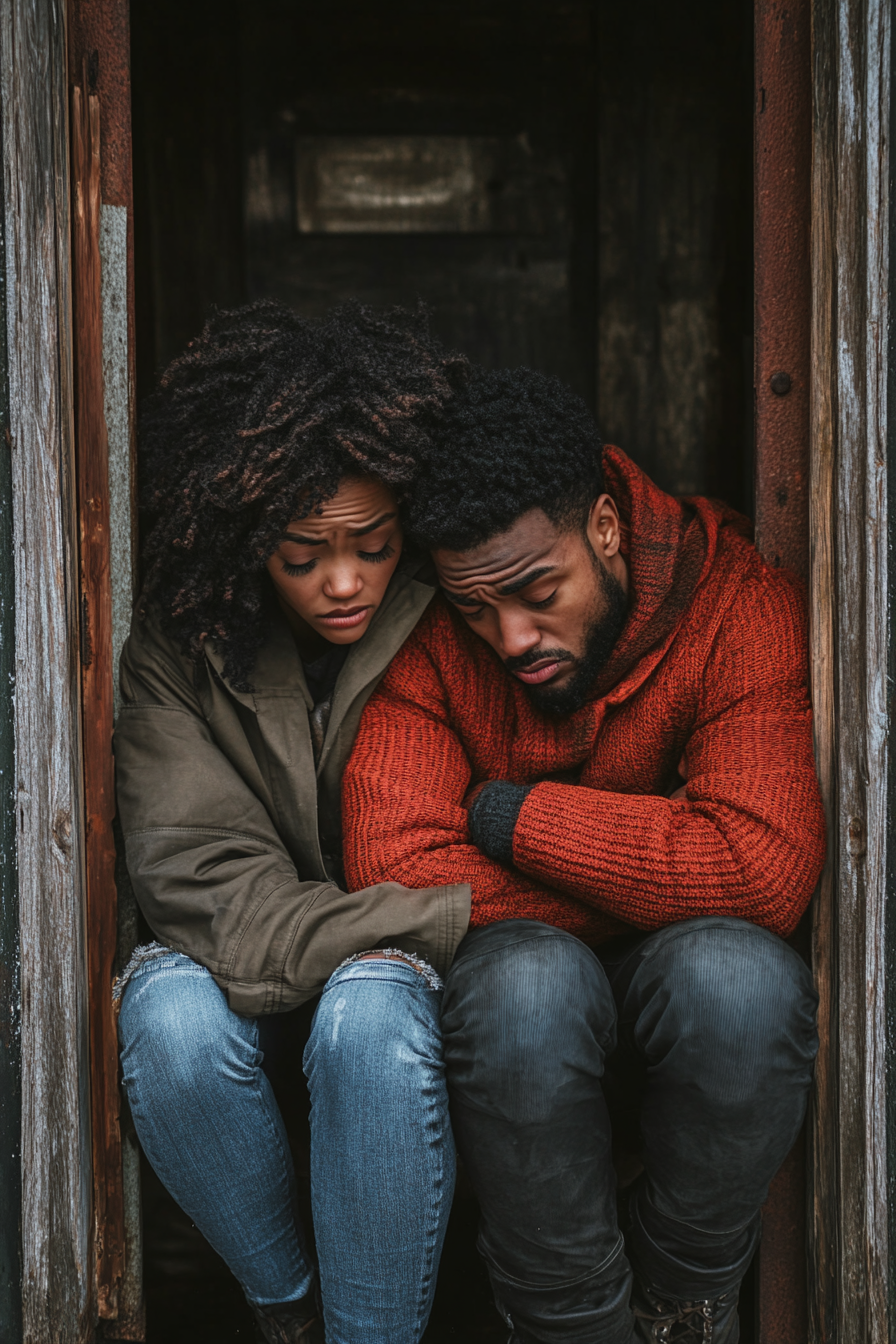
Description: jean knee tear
xmin=335 ymin=947 xmax=443 ymax=989
xmin=112 ymin=941 xmax=176 ymax=1005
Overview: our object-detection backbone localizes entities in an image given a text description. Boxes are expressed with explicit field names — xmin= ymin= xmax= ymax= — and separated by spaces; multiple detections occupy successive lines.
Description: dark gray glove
xmin=467 ymin=781 xmax=533 ymax=864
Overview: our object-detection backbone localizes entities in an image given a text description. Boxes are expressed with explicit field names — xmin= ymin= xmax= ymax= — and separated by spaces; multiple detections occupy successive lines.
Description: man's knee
xmin=442 ymin=920 xmax=616 ymax=1120
xmin=119 ymin=954 xmax=255 ymax=1096
xmin=630 ymin=918 xmax=818 ymax=1101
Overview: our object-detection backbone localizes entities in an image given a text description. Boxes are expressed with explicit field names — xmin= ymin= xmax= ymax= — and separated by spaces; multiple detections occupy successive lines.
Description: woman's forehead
xmin=287 ymin=476 xmax=397 ymax=533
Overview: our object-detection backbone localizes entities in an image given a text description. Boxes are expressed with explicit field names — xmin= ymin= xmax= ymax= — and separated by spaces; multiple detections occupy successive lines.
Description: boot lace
xmin=634 ymin=1295 xmax=718 ymax=1341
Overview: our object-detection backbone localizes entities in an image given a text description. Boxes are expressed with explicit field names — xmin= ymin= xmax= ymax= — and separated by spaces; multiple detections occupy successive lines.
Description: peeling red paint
xmin=754 ymin=0 xmax=811 ymax=582
xmin=67 ymin=0 xmax=136 ymax=469
xmin=67 ymin=0 xmax=133 ymax=208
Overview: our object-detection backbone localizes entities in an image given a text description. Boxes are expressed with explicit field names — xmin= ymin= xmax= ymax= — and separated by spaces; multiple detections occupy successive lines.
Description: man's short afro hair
xmin=407 ymin=366 xmax=604 ymax=552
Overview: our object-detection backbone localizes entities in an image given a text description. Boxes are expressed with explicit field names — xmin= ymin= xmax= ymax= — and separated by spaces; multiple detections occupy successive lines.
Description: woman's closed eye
xmin=358 ymin=541 xmax=395 ymax=565
xmin=280 ymin=557 xmax=317 ymax=577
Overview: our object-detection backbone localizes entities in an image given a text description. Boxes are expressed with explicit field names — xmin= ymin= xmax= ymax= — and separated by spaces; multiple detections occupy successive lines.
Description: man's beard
xmin=507 ymin=559 xmax=629 ymax=716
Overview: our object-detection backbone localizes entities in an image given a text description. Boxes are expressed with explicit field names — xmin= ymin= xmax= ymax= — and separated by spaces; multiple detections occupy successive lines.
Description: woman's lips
xmin=512 ymin=659 xmax=564 ymax=685
xmin=317 ymin=606 xmax=371 ymax=629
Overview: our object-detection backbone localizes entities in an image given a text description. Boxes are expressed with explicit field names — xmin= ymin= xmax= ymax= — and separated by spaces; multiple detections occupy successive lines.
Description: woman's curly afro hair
xmin=139 ymin=298 xmax=469 ymax=688
xmin=405 ymin=365 xmax=604 ymax=552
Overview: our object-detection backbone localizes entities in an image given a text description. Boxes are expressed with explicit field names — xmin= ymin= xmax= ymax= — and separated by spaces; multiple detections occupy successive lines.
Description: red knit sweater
xmin=343 ymin=448 xmax=826 ymax=942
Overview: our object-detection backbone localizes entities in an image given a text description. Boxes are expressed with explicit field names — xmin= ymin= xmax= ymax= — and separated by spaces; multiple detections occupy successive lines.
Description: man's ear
xmin=585 ymin=494 xmax=621 ymax=560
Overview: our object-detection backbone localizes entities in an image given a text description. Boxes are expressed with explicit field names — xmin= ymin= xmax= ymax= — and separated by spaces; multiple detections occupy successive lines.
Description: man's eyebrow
xmin=442 ymin=589 xmax=483 ymax=608
xmin=497 ymin=565 xmax=556 ymax=596
xmin=441 ymin=565 xmax=557 ymax=606
xmin=349 ymin=511 xmax=397 ymax=537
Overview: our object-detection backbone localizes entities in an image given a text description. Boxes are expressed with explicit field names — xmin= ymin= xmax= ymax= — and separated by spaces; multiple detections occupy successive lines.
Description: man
xmin=342 ymin=367 xmax=824 ymax=1343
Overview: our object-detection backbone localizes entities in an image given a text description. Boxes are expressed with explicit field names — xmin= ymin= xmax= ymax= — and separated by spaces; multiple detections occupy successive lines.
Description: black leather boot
xmin=248 ymin=1290 xmax=325 ymax=1344
xmin=631 ymin=1280 xmax=740 ymax=1342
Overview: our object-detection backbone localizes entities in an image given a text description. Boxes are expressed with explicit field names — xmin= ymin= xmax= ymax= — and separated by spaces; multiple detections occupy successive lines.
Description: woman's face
xmin=265 ymin=476 xmax=403 ymax=645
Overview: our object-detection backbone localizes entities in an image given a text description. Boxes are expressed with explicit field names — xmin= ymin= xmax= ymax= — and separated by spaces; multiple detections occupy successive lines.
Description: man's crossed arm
xmin=342 ymin=601 xmax=826 ymax=940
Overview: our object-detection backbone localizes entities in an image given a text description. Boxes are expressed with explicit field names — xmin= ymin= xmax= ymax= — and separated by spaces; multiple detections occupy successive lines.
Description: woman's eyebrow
xmin=279 ymin=512 xmax=397 ymax=545
xmin=280 ymin=531 xmax=325 ymax=546
xmin=349 ymin=512 xmax=397 ymax=537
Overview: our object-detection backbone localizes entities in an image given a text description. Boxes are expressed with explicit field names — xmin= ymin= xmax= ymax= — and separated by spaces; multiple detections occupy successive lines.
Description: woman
xmin=114 ymin=300 xmax=472 ymax=1344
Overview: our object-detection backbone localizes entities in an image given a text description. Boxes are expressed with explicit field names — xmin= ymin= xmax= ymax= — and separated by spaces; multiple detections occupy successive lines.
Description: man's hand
xmin=668 ymin=755 xmax=689 ymax=801
xmin=467 ymin=780 xmax=533 ymax=865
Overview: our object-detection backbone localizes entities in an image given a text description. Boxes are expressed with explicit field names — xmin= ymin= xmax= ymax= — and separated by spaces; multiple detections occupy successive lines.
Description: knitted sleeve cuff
xmin=468 ymin=781 xmax=533 ymax=865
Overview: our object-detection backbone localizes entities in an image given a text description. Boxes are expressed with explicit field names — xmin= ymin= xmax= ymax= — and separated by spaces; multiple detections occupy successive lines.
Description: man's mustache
xmin=503 ymin=647 xmax=575 ymax=674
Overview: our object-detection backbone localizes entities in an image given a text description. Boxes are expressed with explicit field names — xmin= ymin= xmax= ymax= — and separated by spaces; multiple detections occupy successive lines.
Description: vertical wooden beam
xmin=67 ymin=0 xmax=137 ymax=456
xmin=808 ymin=0 xmax=892 ymax=1340
xmin=0 ymin=0 xmax=95 ymax=1340
xmin=71 ymin=69 xmax=125 ymax=1323
xmin=67 ymin=0 xmax=143 ymax=1332
xmin=755 ymin=0 xmax=813 ymax=582
xmin=753 ymin=5 xmax=812 ymax=1338
xmin=0 ymin=76 xmax=21 ymax=1344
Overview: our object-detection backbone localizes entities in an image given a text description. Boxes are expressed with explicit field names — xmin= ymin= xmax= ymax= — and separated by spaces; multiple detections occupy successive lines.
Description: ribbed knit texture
xmin=343 ymin=447 xmax=826 ymax=941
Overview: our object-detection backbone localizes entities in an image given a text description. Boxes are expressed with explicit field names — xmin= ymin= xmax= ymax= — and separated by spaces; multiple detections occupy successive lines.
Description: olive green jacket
xmin=114 ymin=560 xmax=471 ymax=1015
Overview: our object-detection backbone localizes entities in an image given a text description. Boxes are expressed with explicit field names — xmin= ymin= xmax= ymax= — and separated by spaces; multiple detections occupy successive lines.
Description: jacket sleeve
xmin=511 ymin=569 xmax=826 ymax=936
xmin=341 ymin=636 xmax=629 ymax=942
xmin=115 ymin=614 xmax=471 ymax=1014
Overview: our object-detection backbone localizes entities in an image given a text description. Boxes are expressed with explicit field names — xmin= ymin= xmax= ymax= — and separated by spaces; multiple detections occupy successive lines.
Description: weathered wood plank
xmin=808 ymin=0 xmax=891 ymax=1339
xmin=0 ymin=77 xmax=22 ymax=1344
xmin=68 ymin=1 xmax=143 ymax=1330
xmin=596 ymin=0 xmax=753 ymax=504
xmin=807 ymin=5 xmax=838 ymax=1338
xmin=72 ymin=72 xmax=126 ymax=1322
xmin=0 ymin=0 xmax=94 ymax=1340
xmin=67 ymin=2 xmax=142 ymax=1331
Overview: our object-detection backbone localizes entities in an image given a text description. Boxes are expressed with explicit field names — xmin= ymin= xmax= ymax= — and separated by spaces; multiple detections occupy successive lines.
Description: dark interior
xmin=128 ymin=1 xmax=755 ymax=1338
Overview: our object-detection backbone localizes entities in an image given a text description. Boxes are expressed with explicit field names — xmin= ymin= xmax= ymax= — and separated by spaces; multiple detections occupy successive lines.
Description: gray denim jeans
xmin=442 ymin=916 xmax=819 ymax=1344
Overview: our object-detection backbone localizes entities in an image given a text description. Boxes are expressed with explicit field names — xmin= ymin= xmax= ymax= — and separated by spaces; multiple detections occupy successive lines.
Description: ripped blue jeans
xmin=118 ymin=952 xmax=454 ymax=1344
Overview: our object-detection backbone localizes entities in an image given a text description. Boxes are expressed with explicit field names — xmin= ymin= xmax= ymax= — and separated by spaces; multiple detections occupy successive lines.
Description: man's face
xmin=433 ymin=496 xmax=630 ymax=714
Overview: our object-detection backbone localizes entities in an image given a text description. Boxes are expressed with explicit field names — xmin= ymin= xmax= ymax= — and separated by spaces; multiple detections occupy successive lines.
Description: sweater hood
xmin=593 ymin=446 xmax=752 ymax=698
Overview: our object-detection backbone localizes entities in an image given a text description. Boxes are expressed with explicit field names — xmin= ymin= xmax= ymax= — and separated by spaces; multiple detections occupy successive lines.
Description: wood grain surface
xmin=67 ymin=1 xmax=144 ymax=1333
xmin=72 ymin=71 xmax=126 ymax=1324
xmin=809 ymin=1 xmax=891 ymax=1340
xmin=752 ymin=5 xmax=813 ymax=1340
xmin=0 ymin=0 xmax=94 ymax=1339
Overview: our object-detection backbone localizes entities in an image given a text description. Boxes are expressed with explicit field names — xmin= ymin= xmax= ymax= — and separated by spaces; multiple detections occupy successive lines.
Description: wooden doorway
xmin=3 ymin=0 xmax=891 ymax=1339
